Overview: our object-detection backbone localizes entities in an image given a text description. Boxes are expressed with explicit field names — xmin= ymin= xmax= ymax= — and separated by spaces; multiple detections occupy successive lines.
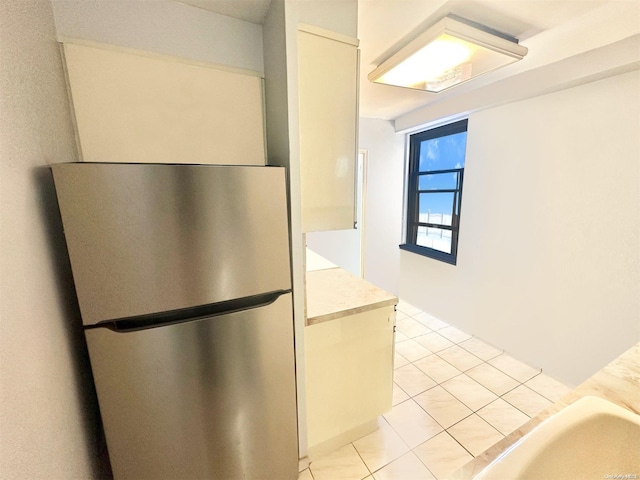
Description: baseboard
xmin=307 ymin=419 xmax=379 ymax=461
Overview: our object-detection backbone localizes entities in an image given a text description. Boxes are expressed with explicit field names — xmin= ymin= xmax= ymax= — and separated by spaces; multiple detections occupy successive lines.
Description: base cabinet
xmin=305 ymin=305 xmax=395 ymax=459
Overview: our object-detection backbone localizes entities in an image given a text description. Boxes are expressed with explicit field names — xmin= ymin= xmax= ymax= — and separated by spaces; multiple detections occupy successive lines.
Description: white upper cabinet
xmin=298 ymin=25 xmax=359 ymax=232
xmin=63 ymin=42 xmax=266 ymax=165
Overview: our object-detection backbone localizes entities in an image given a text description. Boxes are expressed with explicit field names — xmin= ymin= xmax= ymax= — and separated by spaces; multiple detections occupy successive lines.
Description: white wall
xmin=52 ymin=0 xmax=264 ymax=73
xmin=306 ymin=228 xmax=361 ymax=276
xmin=400 ymin=71 xmax=640 ymax=386
xmin=359 ymin=118 xmax=405 ymax=295
xmin=297 ymin=0 xmax=357 ymax=38
xmin=0 ymin=1 xmax=110 ymax=478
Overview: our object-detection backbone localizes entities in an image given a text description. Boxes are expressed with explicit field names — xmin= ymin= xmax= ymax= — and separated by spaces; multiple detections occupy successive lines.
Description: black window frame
xmin=400 ymin=119 xmax=468 ymax=265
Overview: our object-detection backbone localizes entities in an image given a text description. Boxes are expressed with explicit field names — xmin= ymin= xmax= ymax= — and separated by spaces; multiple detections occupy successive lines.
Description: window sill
xmin=399 ymin=243 xmax=457 ymax=265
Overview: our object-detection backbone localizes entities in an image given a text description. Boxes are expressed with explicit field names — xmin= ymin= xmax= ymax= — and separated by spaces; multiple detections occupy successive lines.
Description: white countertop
xmin=305 ymin=267 xmax=398 ymax=326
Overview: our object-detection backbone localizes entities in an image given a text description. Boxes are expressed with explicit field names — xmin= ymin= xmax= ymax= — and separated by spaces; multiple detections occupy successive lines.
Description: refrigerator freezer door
xmin=52 ymin=163 xmax=291 ymax=326
xmin=85 ymin=293 xmax=298 ymax=480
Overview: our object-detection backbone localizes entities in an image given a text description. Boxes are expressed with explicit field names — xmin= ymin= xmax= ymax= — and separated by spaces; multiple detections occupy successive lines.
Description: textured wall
xmin=400 ymin=71 xmax=640 ymax=386
xmin=359 ymin=118 xmax=405 ymax=295
xmin=0 ymin=1 xmax=110 ymax=478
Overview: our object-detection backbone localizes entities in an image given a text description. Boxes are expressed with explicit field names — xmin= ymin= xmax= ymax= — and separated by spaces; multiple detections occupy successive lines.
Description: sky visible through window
xmin=418 ymin=131 xmax=467 ymax=218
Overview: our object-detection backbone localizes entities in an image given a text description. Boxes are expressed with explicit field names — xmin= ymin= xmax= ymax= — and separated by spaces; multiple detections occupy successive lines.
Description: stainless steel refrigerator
xmin=51 ymin=163 xmax=298 ymax=480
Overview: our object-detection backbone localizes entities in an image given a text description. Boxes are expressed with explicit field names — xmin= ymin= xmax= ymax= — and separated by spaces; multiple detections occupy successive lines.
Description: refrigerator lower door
xmin=85 ymin=293 xmax=298 ymax=480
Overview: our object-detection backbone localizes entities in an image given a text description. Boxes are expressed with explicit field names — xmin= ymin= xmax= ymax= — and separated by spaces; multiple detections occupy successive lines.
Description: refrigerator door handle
xmin=87 ymin=290 xmax=291 ymax=333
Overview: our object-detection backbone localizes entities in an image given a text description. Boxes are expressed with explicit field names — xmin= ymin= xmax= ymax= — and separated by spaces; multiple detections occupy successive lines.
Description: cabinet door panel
xmin=63 ymin=43 xmax=265 ymax=166
xmin=298 ymin=29 xmax=358 ymax=232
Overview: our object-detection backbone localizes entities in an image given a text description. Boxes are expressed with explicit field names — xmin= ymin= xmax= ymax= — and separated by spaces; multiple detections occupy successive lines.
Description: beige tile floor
xmin=299 ymin=300 xmax=572 ymax=480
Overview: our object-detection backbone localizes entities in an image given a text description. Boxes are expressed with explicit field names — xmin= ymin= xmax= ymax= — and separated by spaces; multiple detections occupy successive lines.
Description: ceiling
xmin=177 ymin=0 xmax=632 ymax=121
xmin=358 ymin=0 xmax=607 ymax=120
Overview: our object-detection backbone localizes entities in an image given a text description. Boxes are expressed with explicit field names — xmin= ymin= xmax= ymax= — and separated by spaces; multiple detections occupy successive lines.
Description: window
xmin=400 ymin=119 xmax=468 ymax=264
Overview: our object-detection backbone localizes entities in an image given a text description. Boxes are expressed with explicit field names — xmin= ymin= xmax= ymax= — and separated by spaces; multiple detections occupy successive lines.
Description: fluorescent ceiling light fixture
xmin=368 ymin=16 xmax=528 ymax=93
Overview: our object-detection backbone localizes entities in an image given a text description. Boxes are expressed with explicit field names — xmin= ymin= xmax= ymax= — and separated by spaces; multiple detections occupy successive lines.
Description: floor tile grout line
xmin=415 ymin=334 xmax=456 ymax=350
xmin=409 ymin=318 xmax=443 ymax=333
xmin=351 ymin=416 xmax=413 ymax=476
xmin=400 ymin=312 xmax=438 ymax=327
xmin=408 ymin=355 xmax=535 ymax=429
xmin=389 ymin=335 xmax=489 ymax=475
xmin=395 ymin=340 xmax=434 ymax=363
xmin=363 ymin=446 xmax=410 ymax=477
xmin=434 ymin=365 xmax=497 ymax=395
xmin=408 ymin=312 xmax=499 ymax=360
xmin=482 ymin=393 xmax=532 ymax=421
xmin=439 ymin=341 xmax=494 ymax=367
xmin=380 ymin=432 xmax=414 ymax=474
xmin=406 ymin=384 xmax=506 ymax=459
xmin=430 ymin=349 xmax=486 ymax=375
xmin=373 ymin=437 xmax=413 ymax=475
xmin=410 ymin=330 xmax=457 ymax=350
xmin=416 ymin=398 xmax=476 ymax=433
xmin=484 ymin=358 xmax=542 ymax=385
xmin=392 ymin=381 xmax=412 ymax=401
xmin=496 ymin=385 xmax=536 ymax=419
xmin=382 ymin=397 xmax=447 ymax=452
xmin=306 ymin=465 xmax=316 ymax=480
xmin=413 ymin=428 xmax=476 ymax=466
xmin=401 ymin=382 xmax=494 ymax=468
xmin=412 ymin=352 xmax=474 ymax=385
xmin=350 ymin=441 xmax=374 ymax=478
xmin=404 ymin=308 xmax=510 ymax=363
xmin=398 ymin=329 xmax=430 ymax=339
xmin=402 ymin=355 xmax=534 ymax=455
xmin=394 ymin=350 xmax=410 ymax=363
xmin=404 ymin=372 xmax=504 ymax=461
xmin=457 ymin=337 xmax=505 ymax=361
xmin=393 ymin=380 xmax=478 ymax=479
xmin=409 ymin=318 xmax=516 ymax=369
xmin=394 ymin=368 xmax=439 ymax=397
xmin=499 ymin=383 xmax=555 ymax=416
xmin=522 ymin=371 xmax=569 ymax=404
xmin=469 ymin=359 xmax=531 ymax=385
xmin=406 ymin=389 xmax=453 ymax=431
xmin=467 ymin=368 xmax=523 ymax=397
xmin=413 ymin=380 xmax=493 ymax=432
xmin=380 ymin=401 xmax=442 ymax=474
xmin=406 ymin=445 xmax=442 ymax=480
xmin=407 ymin=312 xmax=451 ymax=330
xmin=390 ymin=306 xmax=565 ymax=475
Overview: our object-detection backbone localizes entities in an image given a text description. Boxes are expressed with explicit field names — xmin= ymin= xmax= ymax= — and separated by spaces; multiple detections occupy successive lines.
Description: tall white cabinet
xmin=298 ymin=25 xmax=359 ymax=232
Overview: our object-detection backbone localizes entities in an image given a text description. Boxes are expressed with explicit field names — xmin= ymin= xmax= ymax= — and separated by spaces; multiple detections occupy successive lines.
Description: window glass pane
xmin=418 ymin=171 xmax=459 ymax=191
xmin=416 ymin=226 xmax=452 ymax=253
xmin=419 ymin=192 xmax=454 ymax=226
xmin=406 ymin=119 xmax=466 ymax=263
xmin=418 ymin=131 xmax=467 ymax=172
